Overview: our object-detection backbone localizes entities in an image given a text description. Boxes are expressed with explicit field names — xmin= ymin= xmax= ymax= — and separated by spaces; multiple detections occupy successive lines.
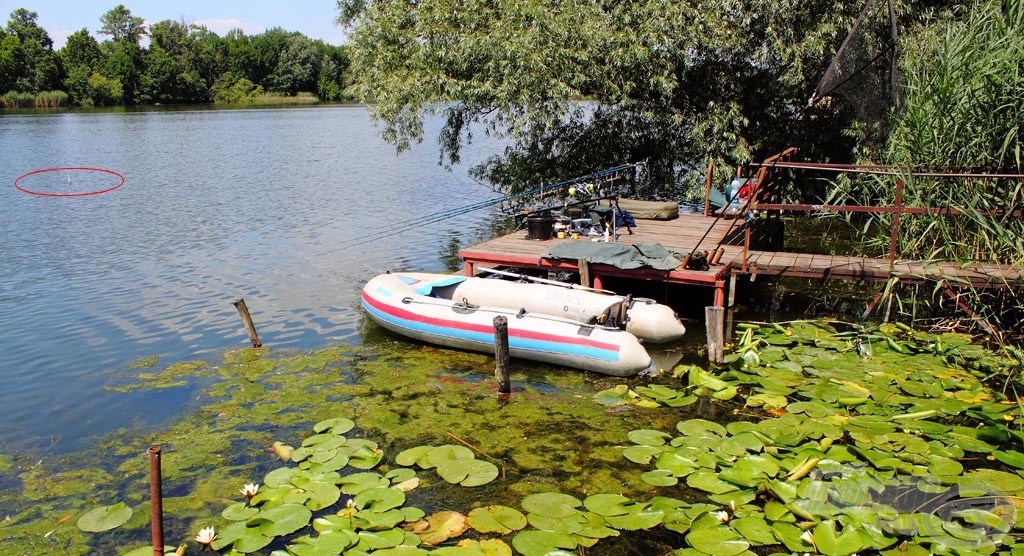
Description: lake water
xmin=0 ymin=106 xmax=507 ymax=453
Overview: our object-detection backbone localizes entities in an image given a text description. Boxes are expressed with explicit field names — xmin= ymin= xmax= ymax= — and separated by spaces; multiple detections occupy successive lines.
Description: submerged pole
xmin=705 ymin=306 xmax=725 ymax=365
xmin=233 ymin=298 xmax=262 ymax=347
xmin=149 ymin=446 xmax=164 ymax=556
xmin=493 ymin=316 xmax=511 ymax=395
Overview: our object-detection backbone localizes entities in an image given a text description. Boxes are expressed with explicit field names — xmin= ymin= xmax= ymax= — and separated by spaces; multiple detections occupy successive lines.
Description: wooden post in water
xmin=233 ymin=298 xmax=262 ymax=347
xmin=493 ymin=316 xmax=511 ymax=395
xmin=149 ymin=446 xmax=164 ymax=556
xmin=705 ymin=306 xmax=725 ymax=365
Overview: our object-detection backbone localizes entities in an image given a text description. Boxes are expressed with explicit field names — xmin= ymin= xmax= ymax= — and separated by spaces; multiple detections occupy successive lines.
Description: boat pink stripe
xmin=362 ymin=291 xmax=621 ymax=353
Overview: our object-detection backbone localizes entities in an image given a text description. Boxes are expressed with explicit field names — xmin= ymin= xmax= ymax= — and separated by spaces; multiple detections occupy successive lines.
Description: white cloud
xmin=192 ymin=18 xmax=265 ymax=36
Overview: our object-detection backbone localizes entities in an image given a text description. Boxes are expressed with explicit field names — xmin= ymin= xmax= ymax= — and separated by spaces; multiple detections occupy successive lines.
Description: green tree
xmin=266 ymin=34 xmax=322 ymax=95
xmin=336 ymin=0 xmax=945 ymax=196
xmin=59 ymin=28 xmax=103 ymax=104
xmin=99 ymin=4 xmax=146 ymax=45
xmin=3 ymin=8 xmax=61 ymax=93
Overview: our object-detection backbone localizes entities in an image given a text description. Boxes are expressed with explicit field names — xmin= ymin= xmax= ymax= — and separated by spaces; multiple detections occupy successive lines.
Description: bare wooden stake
xmin=233 ymin=298 xmax=262 ymax=347
xmin=149 ymin=446 xmax=164 ymax=556
xmin=493 ymin=316 xmax=511 ymax=395
xmin=577 ymin=258 xmax=591 ymax=288
xmin=705 ymin=306 xmax=725 ymax=365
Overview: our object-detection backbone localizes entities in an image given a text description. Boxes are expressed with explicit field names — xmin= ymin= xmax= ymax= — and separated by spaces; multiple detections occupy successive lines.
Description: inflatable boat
xmin=361 ymin=272 xmax=661 ymax=376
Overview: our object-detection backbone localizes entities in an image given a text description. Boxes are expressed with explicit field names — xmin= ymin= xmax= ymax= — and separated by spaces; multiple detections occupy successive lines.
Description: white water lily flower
xmin=195 ymin=526 xmax=217 ymax=545
xmin=712 ymin=510 xmax=730 ymax=523
xmin=800 ymin=530 xmax=814 ymax=545
xmin=240 ymin=483 xmax=259 ymax=497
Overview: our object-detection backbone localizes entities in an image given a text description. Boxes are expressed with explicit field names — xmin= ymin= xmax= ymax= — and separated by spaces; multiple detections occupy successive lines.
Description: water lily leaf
xmin=302 ymin=481 xmax=341 ymax=511
xmin=223 ymin=502 xmax=259 ymax=521
xmin=314 ymin=417 xmax=356 ymax=435
xmin=926 ymin=455 xmax=964 ymax=477
xmin=730 ymin=516 xmax=776 ymax=545
xmin=687 ymin=470 xmax=740 ymax=494
xmin=594 ymin=384 xmax=638 ymax=406
xmin=603 ymin=506 xmax=665 ymax=530
xmin=348 ymin=444 xmax=384 ymax=469
xmin=467 ymin=505 xmax=527 ymax=534
xmin=685 ymin=525 xmax=750 ymax=555
xmin=745 ymin=393 xmax=789 ymax=409
xmin=527 ymin=513 xmax=583 ymax=534
xmin=708 ymin=488 xmax=756 ymax=508
xmin=396 ymin=446 xmax=433 ymax=468
xmin=654 ymin=450 xmax=700 ymax=476
xmin=77 ymin=502 xmax=132 ymax=532
xmin=338 ymin=472 xmax=389 ymax=495
xmin=386 ymin=468 xmax=417 ymax=483
xmin=677 ymin=419 xmax=727 ymax=438
xmin=436 ymin=458 xmax=499 ymax=486
xmin=772 ymin=521 xmax=814 ymax=552
xmin=992 ymin=450 xmax=1024 ymax=469
xmin=641 ymin=469 xmax=679 ymax=486
xmin=355 ymin=486 xmax=406 ymax=512
xmin=628 ymin=429 xmax=672 ymax=446
xmin=361 ymin=509 xmax=408 ymax=530
xmin=583 ymin=494 xmax=633 ymax=516
xmin=428 ymin=539 xmax=511 ymax=556
xmin=288 ymin=531 xmax=358 ymax=555
xmin=959 ymin=468 xmax=1024 ymax=494
xmin=521 ymin=492 xmax=581 ymax=518
xmin=427 ymin=445 xmax=475 ymax=467
xmin=814 ymin=519 xmax=864 ymax=556
xmin=623 ymin=444 xmax=667 ymax=464
xmin=416 ymin=511 xmax=469 ymax=546
xmin=213 ymin=520 xmax=273 ymax=553
xmin=264 ymin=467 xmax=299 ymax=488
xmin=511 ymin=530 xmax=577 ymax=556
xmin=251 ymin=503 xmax=313 ymax=537
xmin=357 ymin=527 xmax=407 ymax=549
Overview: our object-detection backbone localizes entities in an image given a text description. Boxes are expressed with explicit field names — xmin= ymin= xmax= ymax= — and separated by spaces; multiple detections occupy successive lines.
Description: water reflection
xmin=0 ymin=106 xmax=508 ymax=452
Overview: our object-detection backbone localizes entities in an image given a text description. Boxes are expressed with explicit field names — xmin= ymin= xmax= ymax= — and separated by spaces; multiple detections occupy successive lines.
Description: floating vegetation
xmin=2 ymin=321 xmax=1023 ymax=555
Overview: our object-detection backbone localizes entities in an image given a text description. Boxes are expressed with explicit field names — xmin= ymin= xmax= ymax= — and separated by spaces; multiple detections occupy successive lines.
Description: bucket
xmin=526 ymin=215 xmax=555 ymax=240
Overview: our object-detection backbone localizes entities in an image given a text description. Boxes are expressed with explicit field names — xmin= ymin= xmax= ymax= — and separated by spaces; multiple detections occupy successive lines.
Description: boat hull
xmin=361 ymin=273 xmax=653 ymax=377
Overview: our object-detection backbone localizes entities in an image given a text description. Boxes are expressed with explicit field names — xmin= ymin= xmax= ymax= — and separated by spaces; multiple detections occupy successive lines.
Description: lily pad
xmin=467 ymin=505 xmax=528 ymax=534
xmin=511 ymin=530 xmax=577 ymax=556
xmin=416 ymin=511 xmax=469 ymax=546
xmin=77 ymin=502 xmax=132 ymax=532
xmin=521 ymin=492 xmax=581 ymax=518
xmin=685 ymin=525 xmax=750 ymax=555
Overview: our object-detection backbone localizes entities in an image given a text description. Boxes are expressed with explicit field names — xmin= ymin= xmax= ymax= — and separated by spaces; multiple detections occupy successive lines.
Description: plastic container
xmin=526 ymin=215 xmax=555 ymax=240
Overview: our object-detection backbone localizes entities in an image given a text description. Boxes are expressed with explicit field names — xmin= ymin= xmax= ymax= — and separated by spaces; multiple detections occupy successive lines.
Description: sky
xmin=1 ymin=0 xmax=347 ymax=49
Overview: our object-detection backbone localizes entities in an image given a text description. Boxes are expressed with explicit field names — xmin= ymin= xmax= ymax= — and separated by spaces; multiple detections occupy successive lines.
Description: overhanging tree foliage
xmin=337 ymin=0 xmax=948 ymax=196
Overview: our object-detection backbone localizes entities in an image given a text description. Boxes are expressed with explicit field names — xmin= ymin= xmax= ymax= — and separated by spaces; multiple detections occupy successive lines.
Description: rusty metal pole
xmin=149 ymin=446 xmax=164 ymax=556
xmin=889 ymin=179 xmax=904 ymax=272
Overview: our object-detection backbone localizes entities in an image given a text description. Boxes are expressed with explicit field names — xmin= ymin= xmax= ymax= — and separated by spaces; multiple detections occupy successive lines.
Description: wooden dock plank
xmin=458 ymin=213 xmax=1022 ymax=301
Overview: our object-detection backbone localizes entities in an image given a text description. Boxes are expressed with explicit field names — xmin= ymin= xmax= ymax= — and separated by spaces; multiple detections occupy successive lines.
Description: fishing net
xmin=14 ymin=167 xmax=125 ymax=197
xmin=811 ymin=0 xmax=901 ymax=123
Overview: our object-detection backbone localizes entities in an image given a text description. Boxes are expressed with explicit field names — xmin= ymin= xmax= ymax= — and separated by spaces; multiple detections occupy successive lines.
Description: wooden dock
xmin=458 ymin=213 xmax=1022 ymax=307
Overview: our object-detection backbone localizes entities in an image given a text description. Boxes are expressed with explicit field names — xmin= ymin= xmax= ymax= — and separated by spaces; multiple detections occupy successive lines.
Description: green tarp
xmin=544 ymin=242 xmax=684 ymax=271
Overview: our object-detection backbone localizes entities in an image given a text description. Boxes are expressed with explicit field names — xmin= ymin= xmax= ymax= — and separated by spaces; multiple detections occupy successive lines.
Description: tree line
xmin=0 ymin=5 xmax=350 ymax=108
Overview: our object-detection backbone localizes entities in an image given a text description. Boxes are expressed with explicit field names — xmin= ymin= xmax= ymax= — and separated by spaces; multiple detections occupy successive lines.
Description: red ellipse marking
xmin=14 ymin=167 xmax=125 ymax=197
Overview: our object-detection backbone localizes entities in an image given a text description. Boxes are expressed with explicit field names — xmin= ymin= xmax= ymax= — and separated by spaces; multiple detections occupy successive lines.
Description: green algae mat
xmin=2 ymin=320 xmax=1024 ymax=555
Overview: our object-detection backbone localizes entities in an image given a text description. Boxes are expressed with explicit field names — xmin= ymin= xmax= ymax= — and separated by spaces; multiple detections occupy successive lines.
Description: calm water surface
xmin=0 ymin=106 xmax=506 ymax=453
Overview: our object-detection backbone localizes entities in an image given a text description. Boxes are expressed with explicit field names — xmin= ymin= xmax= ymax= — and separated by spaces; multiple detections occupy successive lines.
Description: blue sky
xmin=1 ymin=0 xmax=347 ymax=49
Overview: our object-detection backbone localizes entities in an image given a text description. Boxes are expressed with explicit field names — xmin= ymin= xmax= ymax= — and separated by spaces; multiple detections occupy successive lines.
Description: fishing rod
xmin=342 ymin=164 xmax=641 ymax=251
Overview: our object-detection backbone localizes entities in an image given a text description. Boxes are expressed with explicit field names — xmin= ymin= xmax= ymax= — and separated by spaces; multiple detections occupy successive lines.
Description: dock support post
xmin=727 ymin=273 xmax=738 ymax=308
xmin=149 ymin=446 xmax=164 ymax=556
xmin=493 ymin=316 xmax=511 ymax=395
xmin=578 ymin=258 xmax=591 ymax=288
xmin=705 ymin=306 xmax=725 ymax=366
xmin=233 ymin=298 xmax=262 ymax=347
